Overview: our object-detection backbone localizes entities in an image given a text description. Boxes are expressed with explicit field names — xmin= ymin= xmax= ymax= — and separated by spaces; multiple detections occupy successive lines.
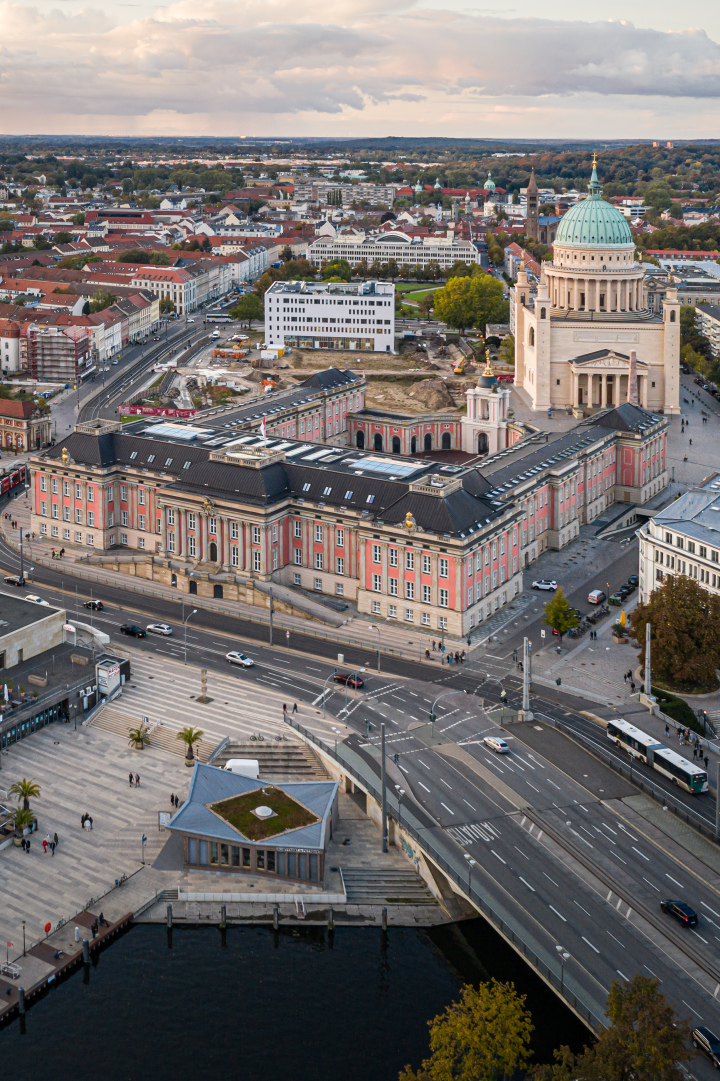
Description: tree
xmin=280 ymin=245 xmax=293 ymax=261
xmin=433 ymin=274 xmax=508 ymax=334
xmin=13 ymin=807 xmax=34 ymax=840
xmin=159 ymin=297 xmax=175 ymax=314
xmin=53 ymin=231 xmax=72 ymax=244
xmin=399 ymin=979 xmax=533 ymax=1081
xmin=533 ymin=975 xmax=692 ymax=1081
xmin=128 ymin=727 xmax=149 ymax=750
xmin=231 ymin=294 xmax=264 ymax=328
xmin=177 ymin=726 xmax=204 ymax=763
xmin=88 ymin=290 xmax=116 ymax=314
xmin=629 ymin=575 xmax=720 ymax=691
xmin=9 ymin=777 xmax=40 ymax=811
xmin=499 ymin=334 xmax=514 ymax=366
xmin=321 ymin=258 xmax=352 ymax=282
xmin=542 ymin=587 xmax=579 ymax=643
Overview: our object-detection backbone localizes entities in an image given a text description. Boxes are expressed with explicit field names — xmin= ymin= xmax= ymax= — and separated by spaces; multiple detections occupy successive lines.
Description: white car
xmin=25 ymin=594 xmax=50 ymax=606
xmin=483 ymin=736 xmax=510 ymax=754
xmin=531 ymin=580 xmax=557 ymax=591
xmin=226 ymin=651 xmax=254 ymax=668
xmin=587 ymin=589 xmax=607 ymax=604
xmin=146 ymin=623 xmax=173 ymax=636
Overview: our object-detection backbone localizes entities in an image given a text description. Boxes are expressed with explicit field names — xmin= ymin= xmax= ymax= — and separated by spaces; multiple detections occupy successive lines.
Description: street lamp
xmin=321 ymin=668 xmax=338 ymax=718
xmin=556 ymin=945 xmax=570 ymax=995
xmin=428 ymin=690 xmax=459 ymax=738
xmin=394 ymin=785 xmax=406 ymax=829
xmin=183 ymin=609 xmax=197 ymax=664
xmin=368 ymin=618 xmax=389 ymax=673
xmin=463 ymin=853 xmax=477 ymax=894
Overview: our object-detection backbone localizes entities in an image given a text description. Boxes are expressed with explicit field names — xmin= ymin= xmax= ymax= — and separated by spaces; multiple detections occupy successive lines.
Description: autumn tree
xmin=532 ymin=975 xmax=692 ymax=1081
xmin=230 ymin=294 xmax=263 ymax=328
xmin=433 ymin=274 xmax=508 ymax=334
xmin=399 ymin=979 xmax=533 ymax=1081
xmin=543 ymin=587 xmax=579 ymax=643
xmin=629 ymin=574 xmax=720 ymax=691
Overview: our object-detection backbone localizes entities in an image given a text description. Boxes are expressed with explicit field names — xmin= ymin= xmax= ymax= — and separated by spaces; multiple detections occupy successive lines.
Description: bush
xmin=654 ymin=689 xmax=703 ymax=734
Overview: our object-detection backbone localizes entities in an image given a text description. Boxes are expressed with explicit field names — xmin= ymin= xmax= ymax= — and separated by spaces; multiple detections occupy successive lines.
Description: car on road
xmin=226 ymin=650 xmax=254 ymax=667
xmin=120 ymin=624 xmax=147 ymax=638
xmin=531 ymin=579 xmax=557 ymax=591
xmin=3 ymin=574 xmax=24 ymax=587
xmin=692 ymin=1026 xmax=720 ymax=1068
xmin=333 ymin=673 xmax=365 ymax=688
xmin=147 ymin=623 xmax=172 ymax=636
xmin=153 ymin=336 xmax=160 ymax=341
xmin=83 ymin=600 xmax=104 ymax=610
xmin=660 ymin=899 xmax=698 ymax=926
xmin=483 ymin=736 xmax=510 ymax=754
xmin=25 ymin=594 xmax=50 ymax=606
xmin=587 ymin=589 xmax=606 ymax=604
xmin=627 ymin=574 xmax=639 ymax=587
xmin=112 ymin=359 xmax=119 ymax=365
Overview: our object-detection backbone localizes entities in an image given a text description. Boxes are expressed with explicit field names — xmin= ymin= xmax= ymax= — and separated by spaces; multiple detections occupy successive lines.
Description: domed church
xmin=514 ymin=159 xmax=680 ymax=415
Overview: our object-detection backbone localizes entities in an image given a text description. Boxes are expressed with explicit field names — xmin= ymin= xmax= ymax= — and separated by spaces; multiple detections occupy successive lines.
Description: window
xmin=120 ymin=485 xmax=127 ymax=501
xmin=423 ymin=554 xmax=431 ymax=574
xmin=344 ymin=490 xmax=353 ymax=500
xmin=63 ymin=505 xmax=70 ymax=522
xmin=322 ymin=486 xmax=332 ymax=497
xmin=164 ymin=458 xmax=173 ymax=467
xmin=439 ymin=558 xmax=449 ymax=578
xmin=121 ymin=510 xmax=128 ymax=526
xmin=314 ymin=578 xmax=322 ymax=590
xmin=389 ymin=577 xmax=398 ymax=596
xmin=404 ymin=608 xmax=414 ymax=622
xmin=74 ymin=508 xmax=82 ymax=524
xmin=294 ymin=548 xmax=302 ymax=565
xmin=293 ymin=520 xmax=302 ymax=538
xmin=63 ymin=528 xmax=70 ymax=540
xmin=252 ymin=526 xmax=261 ymax=543
xmin=188 ymin=513 xmax=196 ymax=531
xmin=405 ymin=581 xmax=415 ymax=600
xmin=372 ymin=544 xmax=381 ymax=563
xmin=388 ymin=548 xmax=398 ymax=567
xmin=40 ymin=476 xmax=47 ymax=492
xmin=372 ymin=600 xmax=381 ymax=614
xmin=231 ymin=546 xmax=239 ymax=567
xmin=120 ymin=533 xmax=128 ymax=545
xmin=336 ymin=557 xmax=344 ymax=575
xmin=51 ymin=478 xmax=58 ymax=494
xmin=366 ymin=494 xmax=375 ymax=504
xmin=314 ymin=552 xmax=323 ymax=570
xmin=188 ymin=537 xmax=196 ymax=557
xmin=336 ymin=529 xmax=344 ymax=548
xmin=421 ymin=612 xmax=430 ymax=626
xmin=314 ymin=524 xmax=323 ymax=542
xmin=405 ymin=551 xmax=414 ymax=571
xmin=439 ymin=589 xmax=449 ymax=608
xmin=293 ymin=573 xmax=301 ymax=585
xmin=51 ymin=525 xmax=58 ymax=538
xmin=388 ymin=604 xmax=397 ymax=618
xmin=40 ymin=522 xmax=47 ymax=534
xmin=208 ymin=517 xmax=217 ymax=535
xmin=372 ymin=574 xmax=382 ymax=592
xmin=422 ymin=584 xmax=431 ymax=603
xmin=168 ymin=508 xmax=175 ymax=526
xmin=63 ymin=480 xmax=70 ymax=496
xmin=167 ymin=534 xmax=175 ymax=553
xmin=51 ymin=503 xmax=59 ymax=519
xmin=438 ymin=616 xmax=448 ymax=630
xmin=147 ymin=454 xmax=155 ymax=463
xmin=468 ymin=587 xmax=473 ymax=605
xmin=253 ymin=551 xmax=261 ymax=571
xmin=137 ymin=537 xmax=144 ymax=549
xmin=88 ymin=511 xmax=95 ymax=527
xmin=272 ymin=549 xmax=278 ymax=570
xmin=302 ymin=483 xmax=311 ymax=492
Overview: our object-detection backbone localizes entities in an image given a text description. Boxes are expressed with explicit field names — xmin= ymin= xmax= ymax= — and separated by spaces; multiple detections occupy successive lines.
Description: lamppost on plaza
xmin=368 ymin=617 xmax=389 ymax=673
xmin=183 ymin=609 xmax=197 ymax=664
xmin=463 ymin=852 xmax=476 ymax=895
xmin=394 ymin=785 xmax=406 ymax=830
xmin=556 ymin=945 xmax=570 ymax=996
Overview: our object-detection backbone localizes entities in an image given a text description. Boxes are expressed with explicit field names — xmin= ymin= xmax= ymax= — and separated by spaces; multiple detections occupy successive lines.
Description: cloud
xmin=2 ymin=0 xmax=720 ymax=132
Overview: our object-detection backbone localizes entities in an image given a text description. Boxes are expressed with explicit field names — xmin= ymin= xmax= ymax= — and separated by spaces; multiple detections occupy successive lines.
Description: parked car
xmin=627 ymin=574 xmax=639 ymax=586
xmin=147 ymin=623 xmax=172 ymax=636
xmin=25 ymin=594 xmax=50 ymax=606
xmin=623 ymin=581 xmax=637 ymax=594
xmin=3 ymin=574 xmax=24 ymax=587
xmin=587 ymin=589 xmax=606 ymax=604
xmin=120 ymin=624 xmax=147 ymax=638
xmin=83 ymin=600 xmax=104 ymax=610
xmin=112 ymin=359 xmax=119 ymax=365
xmin=531 ymin=580 xmax=558 ymax=591
xmin=226 ymin=650 xmax=254 ymax=667
xmin=660 ymin=899 xmax=698 ymax=927
xmin=692 ymin=1026 xmax=720 ymax=1068
xmin=483 ymin=736 xmax=510 ymax=754
xmin=616 ymin=584 xmax=632 ymax=599
xmin=333 ymin=673 xmax=365 ymax=688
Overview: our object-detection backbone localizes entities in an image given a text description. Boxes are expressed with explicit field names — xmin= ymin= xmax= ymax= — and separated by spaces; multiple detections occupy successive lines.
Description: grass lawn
xmin=210 ymin=786 xmax=319 ymax=841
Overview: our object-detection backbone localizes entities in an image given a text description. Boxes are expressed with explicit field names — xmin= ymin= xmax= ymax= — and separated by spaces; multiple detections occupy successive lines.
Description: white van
xmin=224 ymin=759 xmax=260 ymax=779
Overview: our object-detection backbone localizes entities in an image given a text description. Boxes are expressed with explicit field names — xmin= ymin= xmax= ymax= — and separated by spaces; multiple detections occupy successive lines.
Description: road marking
xmin=546 ymin=779 xmax=561 ymax=790
xmin=519 ymin=877 xmax=535 ymax=892
xmin=683 ymin=999 xmax=703 ymax=1020
xmin=617 ymin=970 xmax=630 ymax=982
xmin=549 ymin=905 xmax=567 ymax=922
xmin=692 ymin=930 xmax=709 ymax=944
xmin=440 ymin=802 xmax=455 ymax=815
xmin=520 ymin=816 xmax=527 ymax=827
xmin=408 ymin=691 xmax=418 ymax=697
xmin=526 ymin=780 xmax=540 ymax=793
xmin=544 ymin=873 xmax=559 ymax=887
xmin=462 ymin=799 xmax=477 ymax=811
xmin=440 ymin=778 xmax=453 ymax=789
xmin=574 ymin=900 xmax=591 ymax=916
xmin=606 ymin=890 xmax=613 ymax=903
xmin=600 ymin=822 xmax=618 ymax=836
xmin=642 ymin=877 xmax=660 ymax=892
xmin=610 ymin=850 xmax=627 ymax=865
xmin=491 ymin=851 xmax=507 ymax=864
xmin=418 ymin=782 xmax=431 ymax=793
xmin=606 ymin=930 xmax=624 ymax=946
xmin=582 ymin=936 xmax=600 ymax=954
xmin=631 ymin=846 xmax=649 ymax=861
xmin=514 ymin=846 xmax=529 ymax=860
xmin=399 ymin=765 xmax=409 ymax=775
xmin=417 ymin=759 xmax=431 ymax=770
xmin=643 ymin=965 xmax=660 ymax=981
xmin=702 ymin=901 xmax=720 ymax=919
xmin=306 ymin=667 xmax=322 ymax=672
xmin=665 ymin=873 xmax=684 ymax=889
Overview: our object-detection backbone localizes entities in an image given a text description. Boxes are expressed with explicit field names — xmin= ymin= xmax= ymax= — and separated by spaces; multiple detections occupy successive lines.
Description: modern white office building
xmin=264 ymin=279 xmax=395 ymax=353
xmin=638 ymin=474 xmax=720 ymax=602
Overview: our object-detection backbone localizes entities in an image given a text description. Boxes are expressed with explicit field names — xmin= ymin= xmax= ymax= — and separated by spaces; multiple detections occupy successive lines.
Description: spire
xmin=483 ymin=350 xmax=494 ymax=377
xmin=627 ymin=349 xmax=639 ymax=406
xmin=588 ymin=152 xmax=601 ymax=197
xmin=527 ymin=167 xmax=538 ymax=194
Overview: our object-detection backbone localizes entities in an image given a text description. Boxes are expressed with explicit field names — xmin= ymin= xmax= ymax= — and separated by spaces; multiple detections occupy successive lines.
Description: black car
xmin=83 ymin=600 xmax=104 ymax=611
xmin=616 ymin=584 xmax=632 ymax=599
xmin=627 ymin=574 xmax=639 ymax=587
xmin=693 ymin=1026 xmax=720 ymax=1067
xmin=3 ymin=574 xmax=24 ymax=587
xmin=120 ymin=624 xmax=146 ymax=638
xmin=660 ymin=899 xmax=698 ymax=926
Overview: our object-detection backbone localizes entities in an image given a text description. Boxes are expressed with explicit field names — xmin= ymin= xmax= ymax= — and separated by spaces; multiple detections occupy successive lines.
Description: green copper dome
xmin=554 ymin=162 xmax=633 ymax=248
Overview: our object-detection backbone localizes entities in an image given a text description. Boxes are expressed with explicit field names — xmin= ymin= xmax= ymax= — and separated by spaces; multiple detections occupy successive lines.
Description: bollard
xmin=273 ymin=905 xmax=279 ymax=930
xmin=166 ymin=903 xmax=173 ymax=929
xmin=74 ymin=926 xmax=80 ymax=943
xmin=82 ymin=938 xmax=89 ymax=964
xmin=382 ymin=907 xmax=388 ymax=931
xmin=220 ymin=904 xmax=227 ymax=929
xmin=18 ymin=987 xmax=25 ymax=1015
xmin=328 ymin=906 xmax=334 ymax=931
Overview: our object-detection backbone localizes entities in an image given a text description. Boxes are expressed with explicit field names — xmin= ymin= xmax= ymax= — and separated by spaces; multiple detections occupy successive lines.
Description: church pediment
xmin=569 ymin=349 xmax=647 ymax=371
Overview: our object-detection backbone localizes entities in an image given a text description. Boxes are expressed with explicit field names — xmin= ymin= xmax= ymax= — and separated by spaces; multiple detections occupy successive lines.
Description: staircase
xmin=87 ymin=704 xmax=217 ymax=762
xmin=341 ymin=868 xmax=437 ymax=905
xmin=209 ymin=739 xmax=328 ymax=781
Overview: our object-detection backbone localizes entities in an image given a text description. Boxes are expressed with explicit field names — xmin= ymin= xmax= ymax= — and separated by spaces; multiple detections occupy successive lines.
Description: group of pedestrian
xmin=281 ymin=703 xmax=299 ymax=714
xmin=622 ymin=669 xmax=637 ymax=693
xmin=80 ymin=813 xmax=93 ymax=830
xmin=589 ymin=630 xmax=598 ymax=641
xmin=169 ymin=793 xmax=180 ymax=809
xmin=41 ymin=831 xmax=59 ymax=856
xmin=128 ymin=772 xmax=140 ymax=787
xmin=443 ymin=650 xmax=466 ymax=665
xmin=50 ymin=548 xmax=65 ymax=560
xmin=91 ymin=913 xmax=109 ymax=938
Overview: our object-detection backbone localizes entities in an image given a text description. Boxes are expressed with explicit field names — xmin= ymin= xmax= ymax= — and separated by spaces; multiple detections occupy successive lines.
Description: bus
xmin=607 ymin=718 xmax=708 ymax=794
xmin=206 ymin=314 xmax=232 ymax=323
xmin=0 ymin=461 xmax=27 ymax=497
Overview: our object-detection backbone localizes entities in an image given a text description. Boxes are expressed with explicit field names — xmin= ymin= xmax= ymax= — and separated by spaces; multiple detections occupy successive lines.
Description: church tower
xmin=462 ymin=354 xmax=511 ymax=455
xmin=526 ymin=168 xmax=539 ymax=240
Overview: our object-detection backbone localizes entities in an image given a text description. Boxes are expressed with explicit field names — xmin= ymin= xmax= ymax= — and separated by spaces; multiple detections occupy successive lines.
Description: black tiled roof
xmin=588 ymin=402 xmax=662 ymax=433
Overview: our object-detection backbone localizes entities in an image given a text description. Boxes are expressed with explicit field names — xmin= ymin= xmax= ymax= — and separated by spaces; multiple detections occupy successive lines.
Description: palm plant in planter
xmin=177 ymin=726 xmax=204 ymax=766
xmin=128 ymin=727 xmax=149 ymax=750
xmin=9 ymin=777 xmax=40 ymax=811
xmin=12 ymin=807 xmax=34 ymax=846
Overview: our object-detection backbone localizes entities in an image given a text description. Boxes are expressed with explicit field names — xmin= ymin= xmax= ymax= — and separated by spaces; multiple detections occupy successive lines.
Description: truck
xmin=224 ymin=759 xmax=260 ymax=779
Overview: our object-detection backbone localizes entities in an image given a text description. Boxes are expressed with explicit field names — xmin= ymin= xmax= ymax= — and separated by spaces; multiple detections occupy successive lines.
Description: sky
xmin=4 ymin=0 xmax=720 ymax=139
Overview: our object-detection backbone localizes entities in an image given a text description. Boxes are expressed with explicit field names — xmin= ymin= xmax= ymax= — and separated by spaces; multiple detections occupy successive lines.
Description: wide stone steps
xmin=340 ymin=868 xmax=436 ymax=905
xmin=88 ymin=704 xmax=217 ymax=763
xmin=210 ymin=739 xmax=328 ymax=781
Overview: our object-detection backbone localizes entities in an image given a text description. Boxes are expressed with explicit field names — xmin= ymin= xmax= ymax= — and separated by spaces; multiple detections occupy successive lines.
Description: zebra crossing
xmin=447 ymin=820 xmax=503 ymax=847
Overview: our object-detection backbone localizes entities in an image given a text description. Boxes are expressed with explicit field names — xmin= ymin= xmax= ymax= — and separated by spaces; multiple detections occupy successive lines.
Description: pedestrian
xmin=25 ymin=839 xmax=31 ymax=853
xmin=50 ymin=841 xmax=55 ymax=856
xmin=283 ymin=703 xmax=287 ymax=713
xmin=51 ymin=549 xmax=55 ymax=559
xmin=129 ymin=772 xmax=134 ymax=787
xmin=174 ymin=795 xmax=179 ymax=808
xmin=292 ymin=702 xmax=298 ymax=713
xmin=693 ymin=745 xmax=698 ymax=760
xmin=630 ymin=680 xmax=636 ymax=693
xmin=623 ymin=672 xmax=627 ymax=683
xmin=81 ymin=813 xmax=87 ymax=827
xmin=21 ymin=838 xmax=26 ymax=852
xmin=690 ymin=438 xmax=693 ymax=446
xmin=665 ymin=724 xmax=670 ymax=738
xmin=454 ymin=651 xmax=460 ymax=664
xmin=425 ymin=648 xmax=430 ymax=659
xmin=461 ymin=650 xmax=466 ymax=662
xmin=432 ymin=640 xmax=436 ymax=651
xmin=705 ymin=755 xmax=709 ymax=770
xmin=91 ymin=919 xmax=98 ymax=939
xmin=135 ymin=773 xmax=140 ymax=787
xmin=99 ymin=912 xmax=109 ymax=927
xmin=53 ymin=832 xmax=58 ymax=848
xmin=42 ymin=836 xmax=48 ymax=854
xmin=88 ymin=816 xmax=93 ymax=830
xmin=170 ymin=792 xmax=175 ymax=805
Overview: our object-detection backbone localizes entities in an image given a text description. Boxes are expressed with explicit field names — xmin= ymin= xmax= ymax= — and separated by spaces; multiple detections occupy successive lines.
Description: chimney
xmin=627 ymin=349 xmax=639 ymax=406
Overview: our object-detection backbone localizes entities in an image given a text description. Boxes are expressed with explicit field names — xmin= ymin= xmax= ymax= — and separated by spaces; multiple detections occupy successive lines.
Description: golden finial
xmin=592 ymin=151 xmax=597 ymax=166
xmin=483 ymin=349 xmax=494 ymax=377
xmin=61 ymin=446 xmax=69 ymax=463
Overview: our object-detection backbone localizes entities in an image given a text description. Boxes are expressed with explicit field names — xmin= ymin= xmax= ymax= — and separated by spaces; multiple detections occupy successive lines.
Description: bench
xmin=1 ymin=962 xmax=21 ymax=979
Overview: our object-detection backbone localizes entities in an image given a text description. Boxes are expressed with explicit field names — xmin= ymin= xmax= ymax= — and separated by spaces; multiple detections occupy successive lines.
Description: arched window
xmin=441 ymin=432 xmax=451 ymax=450
xmin=373 ymin=433 xmax=383 ymax=452
xmin=670 ymin=310 xmax=676 ymax=322
xmin=424 ymin=433 xmax=432 ymax=452
xmin=356 ymin=431 xmax=365 ymax=449
xmin=392 ymin=436 xmax=401 ymax=454
xmin=540 ymin=307 xmax=546 ymax=319
xmin=477 ymin=433 xmax=489 ymax=455
xmin=529 ymin=327 xmax=535 ymax=346
xmin=410 ymin=436 xmax=416 ymax=455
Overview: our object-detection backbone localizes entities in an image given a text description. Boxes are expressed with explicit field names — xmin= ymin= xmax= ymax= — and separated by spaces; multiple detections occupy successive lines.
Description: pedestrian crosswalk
xmin=448 ymin=820 xmax=502 ymax=847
